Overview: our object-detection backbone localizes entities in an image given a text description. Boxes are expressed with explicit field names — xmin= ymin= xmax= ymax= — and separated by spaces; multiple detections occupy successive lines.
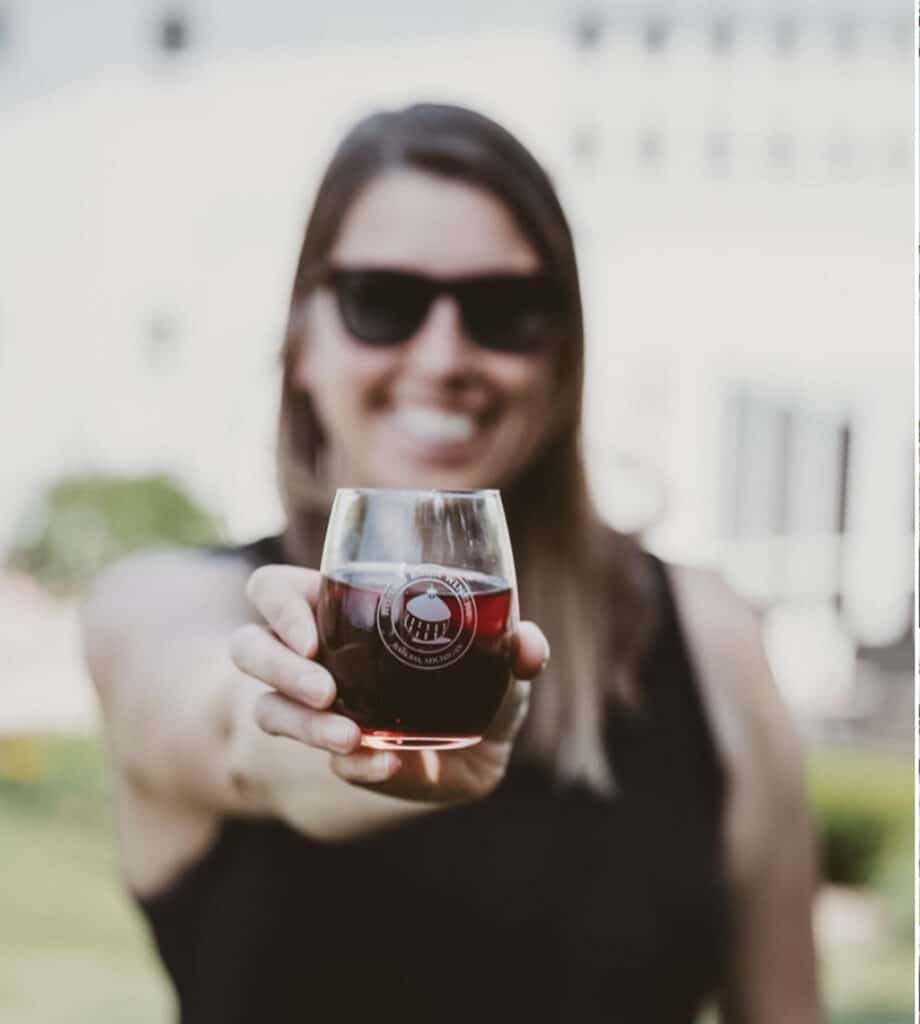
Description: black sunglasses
xmin=323 ymin=267 xmax=565 ymax=354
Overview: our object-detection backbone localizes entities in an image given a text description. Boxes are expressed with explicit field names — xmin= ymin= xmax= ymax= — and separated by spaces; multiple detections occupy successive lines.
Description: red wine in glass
xmin=317 ymin=490 xmax=518 ymax=750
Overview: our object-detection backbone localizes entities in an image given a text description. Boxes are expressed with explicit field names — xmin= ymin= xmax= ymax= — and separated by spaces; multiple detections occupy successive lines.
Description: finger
xmin=330 ymin=749 xmax=402 ymax=785
xmin=484 ymin=677 xmax=531 ymax=741
xmin=230 ymin=623 xmax=335 ymax=709
xmin=245 ymin=565 xmax=322 ymax=658
xmin=511 ymin=621 xmax=550 ymax=680
xmin=254 ymin=693 xmax=361 ymax=754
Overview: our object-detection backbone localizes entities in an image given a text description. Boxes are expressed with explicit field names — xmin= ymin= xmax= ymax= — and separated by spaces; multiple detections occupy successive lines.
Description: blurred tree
xmin=807 ymin=750 xmax=913 ymax=887
xmin=7 ymin=473 xmax=222 ymax=594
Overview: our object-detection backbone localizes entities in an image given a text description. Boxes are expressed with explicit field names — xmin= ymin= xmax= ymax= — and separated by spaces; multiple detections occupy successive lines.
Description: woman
xmin=83 ymin=104 xmax=823 ymax=1023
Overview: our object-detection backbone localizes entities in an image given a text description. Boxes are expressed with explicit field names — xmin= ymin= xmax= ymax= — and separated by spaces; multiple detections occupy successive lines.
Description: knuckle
xmin=299 ymin=712 xmax=325 ymax=747
xmin=229 ymin=623 xmax=260 ymax=667
xmin=227 ymin=628 xmax=246 ymax=667
xmin=254 ymin=589 xmax=285 ymax=627
xmin=329 ymin=754 xmax=355 ymax=782
xmin=330 ymin=755 xmax=363 ymax=783
xmin=276 ymin=605 xmax=304 ymax=644
xmin=245 ymin=566 xmax=271 ymax=604
xmin=275 ymin=653 xmax=304 ymax=696
xmin=253 ymin=693 xmax=278 ymax=735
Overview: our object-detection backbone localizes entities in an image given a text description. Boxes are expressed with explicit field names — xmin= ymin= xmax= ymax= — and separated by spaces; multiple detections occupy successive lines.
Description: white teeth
xmin=393 ymin=407 xmax=476 ymax=444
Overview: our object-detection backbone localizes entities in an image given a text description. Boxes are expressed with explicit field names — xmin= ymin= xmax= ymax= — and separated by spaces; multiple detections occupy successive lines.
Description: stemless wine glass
xmin=316 ymin=488 xmax=518 ymax=751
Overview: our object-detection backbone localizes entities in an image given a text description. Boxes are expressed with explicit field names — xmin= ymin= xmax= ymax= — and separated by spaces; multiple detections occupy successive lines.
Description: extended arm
xmin=83 ymin=550 xmax=545 ymax=893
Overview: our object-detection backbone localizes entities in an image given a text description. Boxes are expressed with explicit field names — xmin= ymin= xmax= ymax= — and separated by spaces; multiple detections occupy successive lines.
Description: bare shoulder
xmin=667 ymin=561 xmax=758 ymax=639
xmin=82 ymin=548 xmax=252 ymax=678
xmin=665 ymin=562 xmax=810 ymax=880
xmin=665 ymin=562 xmax=800 ymax=762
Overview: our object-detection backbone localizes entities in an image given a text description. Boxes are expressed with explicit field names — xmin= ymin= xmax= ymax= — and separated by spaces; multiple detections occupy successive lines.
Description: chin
xmin=374 ymin=462 xmax=492 ymax=492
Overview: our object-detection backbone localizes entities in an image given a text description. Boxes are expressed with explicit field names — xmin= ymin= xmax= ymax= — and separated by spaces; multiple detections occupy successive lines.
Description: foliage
xmin=0 ymin=735 xmax=109 ymax=827
xmin=7 ymin=472 xmax=221 ymax=593
xmin=873 ymin=830 xmax=915 ymax=945
xmin=806 ymin=748 xmax=914 ymax=888
xmin=0 ymin=736 xmax=172 ymax=1022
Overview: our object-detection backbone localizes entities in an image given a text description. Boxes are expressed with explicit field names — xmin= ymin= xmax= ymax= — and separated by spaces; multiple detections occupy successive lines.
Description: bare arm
xmin=669 ymin=565 xmax=825 ymax=1024
xmin=82 ymin=552 xmax=439 ymax=838
xmin=83 ymin=550 xmax=546 ymax=868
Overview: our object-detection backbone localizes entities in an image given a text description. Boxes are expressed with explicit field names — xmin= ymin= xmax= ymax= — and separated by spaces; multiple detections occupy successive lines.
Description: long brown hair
xmin=276 ymin=103 xmax=655 ymax=793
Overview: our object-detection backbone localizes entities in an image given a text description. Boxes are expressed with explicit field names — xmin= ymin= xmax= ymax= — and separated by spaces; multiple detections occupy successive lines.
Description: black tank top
xmin=137 ymin=536 xmax=728 ymax=1024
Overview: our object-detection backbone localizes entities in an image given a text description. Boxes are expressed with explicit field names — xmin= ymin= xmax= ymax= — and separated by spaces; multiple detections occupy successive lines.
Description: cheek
xmin=491 ymin=356 xmax=557 ymax=410
xmin=292 ymin=297 xmax=335 ymax=391
xmin=496 ymin=359 xmax=562 ymax=459
xmin=293 ymin=297 xmax=389 ymax=395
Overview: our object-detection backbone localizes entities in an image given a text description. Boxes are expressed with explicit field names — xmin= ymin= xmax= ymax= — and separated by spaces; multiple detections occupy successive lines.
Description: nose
xmin=403 ymin=295 xmax=474 ymax=380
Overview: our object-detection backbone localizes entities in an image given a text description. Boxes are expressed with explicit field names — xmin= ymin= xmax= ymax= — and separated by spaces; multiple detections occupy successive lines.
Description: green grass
xmin=0 ymin=736 xmax=173 ymax=1023
xmin=829 ymin=1017 xmax=912 ymax=1024
xmin=0 ymin=736 xmax=912 ymax=1023
xmin=821 ymin=941 xmax=915 ymax=1024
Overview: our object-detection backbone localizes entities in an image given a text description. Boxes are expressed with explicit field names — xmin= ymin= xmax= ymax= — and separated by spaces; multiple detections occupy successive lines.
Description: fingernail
xmin=302 ymin=674 xmax=334 ymax=707
xmin=540 ymin=639 xmax=551 ymax=672
xmin=328 ymin=720 xmax=357 ymax=752
xmin=370 ymin=753 xmax=397 ymax=781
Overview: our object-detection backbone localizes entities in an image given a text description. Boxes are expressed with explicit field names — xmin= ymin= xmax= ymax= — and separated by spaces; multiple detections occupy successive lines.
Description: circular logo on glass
xmin=377 ymin=567 xmax=477 ymax=671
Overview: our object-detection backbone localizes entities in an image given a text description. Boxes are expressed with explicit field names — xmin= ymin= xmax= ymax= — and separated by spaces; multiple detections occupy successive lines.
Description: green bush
xmin=7 ymin=473 xmax=222 ymax=594
xmin=873 ymin=829 xmax=915 ymax=944
xmin=806 ymin=749 xmax=914 ymax=887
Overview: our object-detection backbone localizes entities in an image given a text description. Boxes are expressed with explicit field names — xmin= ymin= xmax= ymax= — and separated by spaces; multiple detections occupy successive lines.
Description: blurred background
xmin=0 ymin=1 xmax=914 ymax=1021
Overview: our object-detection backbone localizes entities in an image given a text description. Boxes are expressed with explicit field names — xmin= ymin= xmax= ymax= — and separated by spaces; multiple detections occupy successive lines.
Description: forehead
xmin=329 ymin=168 xmax=540 ymax=276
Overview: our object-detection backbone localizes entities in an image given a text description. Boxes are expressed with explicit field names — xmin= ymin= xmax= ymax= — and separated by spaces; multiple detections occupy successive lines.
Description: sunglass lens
xmin=335 ymin=271 xmax=431 ymax=346
xmin=460 ymin=277 xmax=560 ymax=353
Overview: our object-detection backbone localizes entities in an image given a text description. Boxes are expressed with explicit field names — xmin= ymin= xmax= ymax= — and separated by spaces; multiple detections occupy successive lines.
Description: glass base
xmin=361 ymin=731 xmax=481 ymax=751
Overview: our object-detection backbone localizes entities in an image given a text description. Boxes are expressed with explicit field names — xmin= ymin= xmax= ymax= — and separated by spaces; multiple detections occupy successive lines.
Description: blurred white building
xmin=0 ymin=0 xmax=913 ymax=723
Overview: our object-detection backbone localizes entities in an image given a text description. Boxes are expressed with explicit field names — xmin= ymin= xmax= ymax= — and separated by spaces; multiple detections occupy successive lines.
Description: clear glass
xmin=317 ymin=488 xmax=519 ymax=750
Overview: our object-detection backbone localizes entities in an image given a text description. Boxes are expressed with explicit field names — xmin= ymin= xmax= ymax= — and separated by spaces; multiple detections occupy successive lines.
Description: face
xmin=293 ymin=168 xmax=560 ymax=491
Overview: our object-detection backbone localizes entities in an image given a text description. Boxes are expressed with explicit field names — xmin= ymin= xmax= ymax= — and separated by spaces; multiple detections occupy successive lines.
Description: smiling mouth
xmin=390 ymin=406 xmax=480 ymax=446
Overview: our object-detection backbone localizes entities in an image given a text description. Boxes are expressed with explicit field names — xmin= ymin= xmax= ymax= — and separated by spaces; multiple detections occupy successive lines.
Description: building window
xmin=827 ymin=138 xmax=855 ymax=175
xmin=573 ymin=127 xmax=598 ymax=165
xmin=705 ymin=131 xmax=731 ymax=173
xmin=643 ymin=15 xmax=669 ymax=54
xmin=888 ymin=138 xmax=910 ymax=173
xmin=710 ymin=15 xmax=734 ymax=55
xmin=575 ymin=11 xmax=604 ymax=52
xmin=894 ymin=15 xmax=912 ymax=57
xmin=836 ymin=423 xmax=851 ymax=534
xmin=638 ymin=129 xmax=664 ymax=168
xmin=159 ymin=12 xmax=188 ymax=53
xmin=831 ymin=20 xmax=857 ymax=56
xmin=767 ymin=134 xmax=794 ymax=172
xmin=724 ymin=390 xmax=848 ymax=543
xmin=146 ymin=311 xmax=180 ymax=366
xmin=774 ymin=18 xmax=797 ymax=56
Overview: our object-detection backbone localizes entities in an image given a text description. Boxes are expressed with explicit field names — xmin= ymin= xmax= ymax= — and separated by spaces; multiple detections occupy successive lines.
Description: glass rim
xmin=334 ymin=487 xmax=501 ymax=498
